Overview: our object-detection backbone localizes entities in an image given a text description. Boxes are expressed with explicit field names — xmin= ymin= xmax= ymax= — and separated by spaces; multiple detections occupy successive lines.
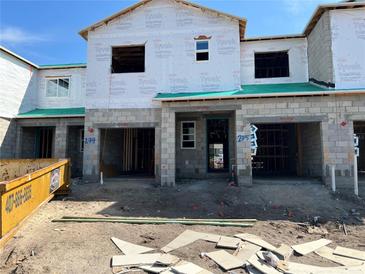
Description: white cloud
xmin=0 ymin=26 xmax=49 ymax=44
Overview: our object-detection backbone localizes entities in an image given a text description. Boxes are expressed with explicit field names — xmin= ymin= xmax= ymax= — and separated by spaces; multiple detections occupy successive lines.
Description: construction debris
xmin=291 ymin=238 xmax=332 ymax=255
xmin=111 ymin=237 xmax=154 ymax=255
xmin=106 ymin=229 xmax=365 ymax=274
xmin=235 ymin=233 xmax=277 ymax=251
xmin=314 ymin=246 xmax=364 ymax=266
xmin=205 ymin=250 xmax=243 ymax=271
xmin=334 ymin=246 xmax=365 ymax=261
xmin=53 ymin=216 xmax=256 ymax=227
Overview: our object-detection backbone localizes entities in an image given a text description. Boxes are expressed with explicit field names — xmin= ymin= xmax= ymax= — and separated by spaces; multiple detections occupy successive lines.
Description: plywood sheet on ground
xmin=291 ymin=238 xmax=332 ymax=255
xmin=274 ymin=243 xmax=293 ymax=260
xmin=111 ymin=237 xmax=154 ymax=255
xmin=286 ymin=262 xmax=365 ymax=274
xmin=315 ymin=246 xmax=364 ymax=266
xmin=216 ymin=236 xmax=241 ymax=249
xmin=334 ymin=246 xmax=365 ymax=261
xmin=233 ymin=242 xmax=261 ymax=265
xmin=172 ymin=261 xmax=213 ymax=274
xmin=235 ymin=233 xmax=277 ymax=251
xmin=206 ymin=250 xmax=243 ymax=270
xmin=112 ymin=253 xmax=179 ymax=267
xmin=247 ymin=255 xmax=282 ymax=274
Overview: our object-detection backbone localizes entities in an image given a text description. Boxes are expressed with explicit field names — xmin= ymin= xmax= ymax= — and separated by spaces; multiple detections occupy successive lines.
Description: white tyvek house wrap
xmin=37 ymin=68 xmax=86 ymax=109
xmin=240 ymin=38 xmax=309 ymax=85
xmin=330 ymin=8 xmax=365 ymax=89
xmin=0 ymin=51 xmax=37 ymax=118
xmin=86 ymin=0 xmax=241 ymax=109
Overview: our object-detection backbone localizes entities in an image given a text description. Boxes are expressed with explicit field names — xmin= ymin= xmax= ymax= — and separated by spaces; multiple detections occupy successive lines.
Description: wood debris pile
xmin=110 ymin=229 xmax=365 ymax=274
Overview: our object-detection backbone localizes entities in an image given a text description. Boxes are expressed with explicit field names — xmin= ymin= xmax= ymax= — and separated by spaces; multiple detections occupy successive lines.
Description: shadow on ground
xmin=59 ymin=178 xmax=365 ymax=224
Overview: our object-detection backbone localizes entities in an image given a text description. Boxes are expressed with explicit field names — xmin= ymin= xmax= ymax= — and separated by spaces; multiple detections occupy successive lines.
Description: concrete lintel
xmin=93 ymin=122 xmax=159 ymax=128
xmin=345 ymin=113 xmax=365 ymax=121
xmin=16 ymin=117 xmax=84 ymax=127
xmin=246 ymin=115 xmax=328 ymax=124
xmin=168 ymin=104 xmax=241 ymax=113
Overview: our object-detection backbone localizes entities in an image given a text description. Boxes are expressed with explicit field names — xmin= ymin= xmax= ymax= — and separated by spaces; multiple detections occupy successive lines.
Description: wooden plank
xmin=247 ymin=255 xmax=282 ymax=274
xmin=111 ymin=237 xmax=154 ymax=255
xmin=160 ymin=230 xmax=221 ymax=253
xmin=161 ymin=230 xmax=203 ymax=253
xmin=139 ymin=265 xmax=169 ymax=273
xmin=235 ymin=233 xmax=277 ymax=251
xmin=286 ymin=262 xmax=365 ymax=274
xmin=233 ymin=242 xmax=261 ymax=265
xmin=334 ymin=246 xmax=365 ymax=261
xmin=291 ymin=239 xmax=332 ymax=255
xmin=216 ymin=236 xmax=242 ymax=249
xmin=205 ymin=250 xmax=243 ymax=271
xmin=112 ymin=253 xmax=161 ymax=267
xmin=273 ymin=244 xmax=293 ymax=260
xmin=315 ymin=246 xmax=364 ymax=266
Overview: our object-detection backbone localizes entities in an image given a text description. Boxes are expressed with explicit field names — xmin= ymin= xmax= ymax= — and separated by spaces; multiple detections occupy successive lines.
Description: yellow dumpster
xmin=0 ymin=159 xmax=70 ymax=247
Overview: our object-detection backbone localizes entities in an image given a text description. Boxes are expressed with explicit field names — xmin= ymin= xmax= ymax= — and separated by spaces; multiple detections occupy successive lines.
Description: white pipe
xmin=100 ymin=172 xmax=104 ymax=185
xmin=354 ymin=154 xmax=358 ymax=196
xmin=331 ymin=165 xmax=336 ymax=192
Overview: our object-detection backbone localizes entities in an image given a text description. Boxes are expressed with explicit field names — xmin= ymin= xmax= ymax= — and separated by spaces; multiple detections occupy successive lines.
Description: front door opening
xmin=100 ymin=128 xmax=155 ymax=178
xmin=207 ymin=119 xmax=229 ymax=172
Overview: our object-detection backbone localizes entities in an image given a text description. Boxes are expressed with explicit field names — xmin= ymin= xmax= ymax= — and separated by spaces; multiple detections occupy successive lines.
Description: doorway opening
xmin=354 ymin=121 xmax=365 ymax=177
xmin=252 ymin=122 xmax=322 ymax=180
xmin=100 ymin=128 xmax=155 ymax=178
xmin=21 ymin=127 xmax=54 ymax=158
xmin=207 ymin=119 xmax=229 ymax=172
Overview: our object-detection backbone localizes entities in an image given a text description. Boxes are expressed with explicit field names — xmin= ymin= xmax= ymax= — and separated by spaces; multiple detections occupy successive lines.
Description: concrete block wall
xmin=160 ymin=108 xmax=175 ymax=186
xmin=175 ymin=113 xmax=235 ymax=180
xmin=300 ymin=123 xmax=323 ymax=177
xmin=0 ymin=117 xmax=17 ymax=158
xmin=164 ymin=94 xmax=365 ymax=185
xmin=83 ymin=108 xmax=161 ymax=182
xmin=307 ymin=11 xmax=334 ymax=86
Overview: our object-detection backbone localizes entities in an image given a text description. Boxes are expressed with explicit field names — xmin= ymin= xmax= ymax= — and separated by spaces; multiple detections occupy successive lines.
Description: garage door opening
xmin=100 ymin=128 xmax=155 ymax=178
xmin=252 ymin=122 xmax=322 ymax=180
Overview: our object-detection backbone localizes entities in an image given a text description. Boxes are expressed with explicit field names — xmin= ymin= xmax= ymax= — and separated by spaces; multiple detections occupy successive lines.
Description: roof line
xmin=16 ymin=114 xmax=85 ymax=119
xmin=79 ymin=0 xmax=247 ymax=40
xmin=153 ymin=89 xmax=365 ymax=102
xmin=242 ymin=34 xmax=305 ymax=42
xmin=0 ymin=46 xmax=38 ymax=68
xmin=39 ymin=63 xmax=87 ymax=69
xmin=303 ymin=2 xmax=365 ymax=36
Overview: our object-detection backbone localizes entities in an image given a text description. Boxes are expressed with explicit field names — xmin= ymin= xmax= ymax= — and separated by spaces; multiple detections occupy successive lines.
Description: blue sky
xmin=0 ymin=0 xmax=332 ymax=65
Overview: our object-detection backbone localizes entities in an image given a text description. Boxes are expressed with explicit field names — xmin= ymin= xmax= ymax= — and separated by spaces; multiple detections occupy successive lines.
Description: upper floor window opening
xmin=196 ymin=40 xmax=209 ymax=62
xmin=46 ymin=77 xmax=70 ymax=97
xmin=112 ymin=45 xmax=145 ymax=73
xmin=254 ymin=51 xmax=289 ymax=79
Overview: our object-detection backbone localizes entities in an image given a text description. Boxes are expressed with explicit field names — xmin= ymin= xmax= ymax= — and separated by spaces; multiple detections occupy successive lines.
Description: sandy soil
xmin=1 ymin=179 xmax=364 ymax=274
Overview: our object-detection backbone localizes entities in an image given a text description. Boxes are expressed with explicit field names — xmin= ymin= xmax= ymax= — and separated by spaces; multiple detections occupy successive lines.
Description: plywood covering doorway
xmin=100 ymin=128 xmax=155 ymax=178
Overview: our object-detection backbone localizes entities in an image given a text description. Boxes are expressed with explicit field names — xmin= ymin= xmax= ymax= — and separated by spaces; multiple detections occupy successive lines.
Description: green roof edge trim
xmin=154 ymin=82 xmax=365 ymax=101
xmin=39 ymin=63 xmax=87 ymax=68
xmin=17 ymin=107 xmax=85 ymax=118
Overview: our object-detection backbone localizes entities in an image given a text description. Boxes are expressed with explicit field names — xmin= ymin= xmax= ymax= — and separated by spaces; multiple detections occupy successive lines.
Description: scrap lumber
xmin=139 ymin=265 xmax=169 ymax=273
xmin=171 ymin=261 xmax=213 ymax=274
xmin=247 ymin=255 xmax=282 ymax=274
xmin=233 ymin=242 xmax=262 ymax=265
xmin=315 ymin=246 xmax=364 ymax=266
xmin=53 ymin=216 xmax=255 ymax=227
xmin=235 ymin=233 xmax=277 ymax=251
xmin=273 ymin=244 xmax=293 ymax=260
xmin=216 ymin=236 xmax=242 ymax=249
xmin=161 ymin=230 xmax=203 ymax=253
xmin=334 ymin=246 xmax=365 ymax=261
xmin=112 ymin=253 xmax=161 ymax=267
xmin=161 ymin=230 xmax=221 ymax=253
xmin=111 ymin=237 xmax=154 ymax=255
xmin=285 ymin=261 xmax=365 ymax=274
xmin=112 ymin=253 xmax=179 ymax=267
xmin=205 ymin=250 xmax=243 ymax=271
xmin=291 ymin=238 xmax=332 ymax=255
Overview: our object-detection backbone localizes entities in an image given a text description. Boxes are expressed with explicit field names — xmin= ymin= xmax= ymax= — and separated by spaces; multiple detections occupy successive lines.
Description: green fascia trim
xmin=39 ymin=63 xmax=87 ymax=68
xmin=155 ymin=82 xmax=329 ymax=100
xmin=17 ymin=108 xmax=85 ymax=117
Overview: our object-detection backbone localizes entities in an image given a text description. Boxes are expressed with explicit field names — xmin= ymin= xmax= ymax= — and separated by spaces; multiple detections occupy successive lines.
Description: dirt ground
xmin=1 ymin=178 xmax=364 ymax=274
